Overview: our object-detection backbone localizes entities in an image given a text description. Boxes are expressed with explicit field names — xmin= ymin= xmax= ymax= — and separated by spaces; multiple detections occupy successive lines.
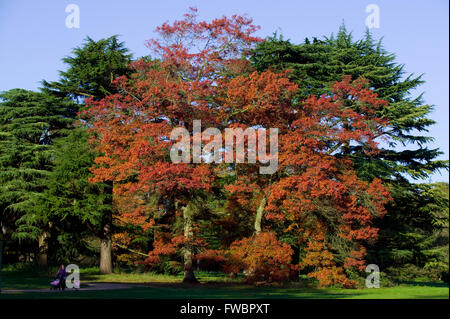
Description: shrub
xmin=148 ymin=256 xmax=183 ymax=275
xmin=424 ymin=261 xmax=449 ymax=282
xmin=306 ymin=266 xmax=356 ymax=288
xmin=195 ymin=249 xmax=226 ymax=271
xmin=386 ymin=263 xmax=443 ymax=282
xmin=223 ymin=232 xmax=297 ymax=283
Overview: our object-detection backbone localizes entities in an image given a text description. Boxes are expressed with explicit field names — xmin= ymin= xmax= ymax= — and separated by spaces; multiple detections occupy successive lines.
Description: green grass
xmin=1 ymin=284 xmax=448 ymax=299
xmin=0 ymin=266 xmax=243 ymax=290
xmin=1 ymin=266 xmax=448 ymax=299
xmin=78 ymin=267 xmax=243 ymax=284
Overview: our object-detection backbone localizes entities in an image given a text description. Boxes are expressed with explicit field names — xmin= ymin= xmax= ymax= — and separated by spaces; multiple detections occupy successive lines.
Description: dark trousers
xmin=52 ymin=276 xmax=67 ymax=290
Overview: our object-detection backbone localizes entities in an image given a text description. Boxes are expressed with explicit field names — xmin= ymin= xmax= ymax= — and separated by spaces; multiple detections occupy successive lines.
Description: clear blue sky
xmin=0 ymin=0 xmax=448 ymax=182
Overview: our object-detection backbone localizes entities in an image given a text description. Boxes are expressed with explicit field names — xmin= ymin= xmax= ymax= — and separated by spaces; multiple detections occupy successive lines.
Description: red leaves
xmin=299 ymin=229 xmax=357 ymax=287
xmin=280 ymin=75 xmax=389 ymax=161
xmin=217 ymin=70 xmax=297 ymax=126
xmin=81 ymin=10 xmax=267 ymax=243
xmin=223 ymin=232 xmax=297 ymax=283
xmin=81 ymin=9 xmax=394 ymax=287
xmin=194 ymin=249 xmax=227 ymax=269
xmin=262 ymin=76 xmax=392 ymax=285
xmin=148 ymin=7 xmax=262 ymax=82
xmin=308 ymin=266 xmax=356 ymax=288
xmin=143 ymin=236 xmax=178 ymax=266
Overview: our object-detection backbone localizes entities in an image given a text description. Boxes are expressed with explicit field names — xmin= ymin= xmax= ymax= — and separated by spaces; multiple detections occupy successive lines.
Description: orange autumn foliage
xmin=223 ymin=232 xmax=298 ymax=283
xmin=81 ymin=9 xmax=393 ymax=287
xmin=194 ymin=249 xmax=227 ymax=271
xmin=81 ymin=9 xmax=264 ymax=265
xmin=264 ymin=77 xmax=392 ymax=286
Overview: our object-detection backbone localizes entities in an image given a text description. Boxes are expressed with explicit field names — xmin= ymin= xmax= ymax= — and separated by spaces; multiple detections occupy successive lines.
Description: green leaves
xmin=43 ymin=127 xmax=112 ymax=232
xmin=0 ymin=89 xmax=78 ymax=243
xmin=42 ymin=35 xmax=132 ymax=101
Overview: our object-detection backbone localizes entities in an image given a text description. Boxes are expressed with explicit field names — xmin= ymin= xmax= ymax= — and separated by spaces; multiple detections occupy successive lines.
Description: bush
xmin=344 ymin=269 xmax=366 ymax=288
xmin=344 ymin=269 xmax=395 ymax=288
xmin=195 ymin=249 xmax=226 ymax=272
xmin=148 ymin=256 xmax=183 ymax=276
xmin=386 ymin=263 xmax=443 ymax=282
xmin=424 ymin=261 xmax=449 ymax=282
xmin=306 ymin=266 xmax=356 ymax=288
xmin=223 ymin=232 xmax=297 ymax=283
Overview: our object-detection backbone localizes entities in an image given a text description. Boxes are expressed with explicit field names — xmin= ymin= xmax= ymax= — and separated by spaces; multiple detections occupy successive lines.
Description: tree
xmin=42 ymin=35 xmax=133 ymax=101
xmin=0 ymin=89 xmax=78 ymax=266
xmin=222 ymin=75 xmax=392 ymax=286
xmin=83 ymin=8 xmax=263 ymax=282
xmin=42 ymin=35 xmax=133 ymax=273
xmin=250 ymin=26 xmax=449 ymax=279
xmin=39 ymin=128 xmax=114 ymax=266
xmin=369 ymin=182 xmax=449 ymax=281
xmin=84 ymin=10 xmax=394 ymax=286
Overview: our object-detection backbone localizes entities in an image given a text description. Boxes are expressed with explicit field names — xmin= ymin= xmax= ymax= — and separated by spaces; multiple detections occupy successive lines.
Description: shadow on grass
xmin=0 ymin=285 xmax=357 ymax=299
xmin=1 ymin=269 xmax=52 ymax=290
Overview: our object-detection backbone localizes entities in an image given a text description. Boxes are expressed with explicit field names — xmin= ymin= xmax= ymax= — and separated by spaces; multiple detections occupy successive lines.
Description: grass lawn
xmin=1 ymin=266 xmax=448 ymax=299
xmin=0 ymin=266 xmax=242 ymax=290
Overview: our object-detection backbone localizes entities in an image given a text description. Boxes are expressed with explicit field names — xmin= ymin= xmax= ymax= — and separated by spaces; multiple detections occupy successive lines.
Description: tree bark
xmin=37 ymin=232 xmax=48 ymax=268
xmin=99 ymin=213 xmax=113 ymax=274
xmin=99 ymin=181 xmax=113 ymax=274
xmin=249 ymin=196 xmax=268 ymax=279
xmin=254 ymin=196 xmax=267 ymax=234
xmin=0 ymin=240 xmax=3 ymax=293
xmin=182 ymin=203 xmax=198 ymax=283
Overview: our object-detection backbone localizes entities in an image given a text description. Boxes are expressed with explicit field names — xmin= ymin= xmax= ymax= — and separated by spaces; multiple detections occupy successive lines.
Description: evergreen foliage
xmin=0 ymin=89 xmax=78 ymax=245
xmin=42 ymin=35 xmax=132 ymax=101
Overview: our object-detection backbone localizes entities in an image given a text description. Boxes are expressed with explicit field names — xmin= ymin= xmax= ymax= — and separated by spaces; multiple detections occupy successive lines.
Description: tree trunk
xmin=248 ymin=196 xmax=268 ymax=279
xmin=99 ymin=214 xmax=113 ymax=274
xmin=182 ymin=203 xmax=198 ymax=283
xmin=254 ymin=196 xmax=267 ymax=234
xmin=0 ymin=222 xmax=7 ymax=240
xmin=37 ymin=232 xmax=48 ymax=268
xmin=0 ymin=240 xmax=3 ymax=293
xmin=99 ymin=181 xmax=113 ymax=274
xmin=100 ymin=235 xmax=112 ymax=274
xmin=291 ymin=245 xmax=300 ymax=281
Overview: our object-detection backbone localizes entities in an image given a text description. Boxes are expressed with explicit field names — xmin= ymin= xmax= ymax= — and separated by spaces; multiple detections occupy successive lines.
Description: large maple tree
xmin=84 ymin=9 xmax=392 ymax=285
xmin=83 ymin=8 xmax=262 ymax=282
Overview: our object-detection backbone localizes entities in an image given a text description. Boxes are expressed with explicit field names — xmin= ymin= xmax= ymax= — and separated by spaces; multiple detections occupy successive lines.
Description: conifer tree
xmin=42 ymin=35 xmax=132 ymax=101
xmin=0 ymin=89 xmax=78 ymax=266
xmin=40 ymin=128 xmax=114 ymax=265
xmin=41 ymin=35 xmax=132 ymax=273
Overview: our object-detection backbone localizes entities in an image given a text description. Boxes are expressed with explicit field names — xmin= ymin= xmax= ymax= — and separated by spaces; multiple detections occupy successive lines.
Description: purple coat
xmin=56 ymin=268 xmax=67 ymax=280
